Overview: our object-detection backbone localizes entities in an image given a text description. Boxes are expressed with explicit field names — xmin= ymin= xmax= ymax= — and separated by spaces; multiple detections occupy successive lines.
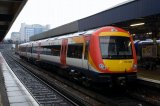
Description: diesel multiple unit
xmin=18 ymin=26 xmax=137 ymax=86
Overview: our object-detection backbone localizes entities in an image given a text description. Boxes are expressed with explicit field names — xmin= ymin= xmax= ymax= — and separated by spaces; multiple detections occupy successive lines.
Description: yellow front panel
xmin=103 ymin=59 xmax=133 ymax=73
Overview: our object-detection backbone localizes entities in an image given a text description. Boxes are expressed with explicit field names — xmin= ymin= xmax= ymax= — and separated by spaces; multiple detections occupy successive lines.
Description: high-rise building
xmin=19 ymin=23 xmax=50 ymax=42
xmin=11 ymin=32 xmax=20 ymax=43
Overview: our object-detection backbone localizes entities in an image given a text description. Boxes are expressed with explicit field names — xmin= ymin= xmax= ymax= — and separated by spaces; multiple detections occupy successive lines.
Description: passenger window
xmin=67 ymin=43 xmax=83 ymax=59
xmin=52 ymin=45 xmax=61 ymax=56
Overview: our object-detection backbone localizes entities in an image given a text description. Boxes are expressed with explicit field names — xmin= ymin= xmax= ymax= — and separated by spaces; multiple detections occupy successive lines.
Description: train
xmin=18 ymin=26 xmax=137 ymax=87
xmin=134 ymin=39 xmax=160 ymax=70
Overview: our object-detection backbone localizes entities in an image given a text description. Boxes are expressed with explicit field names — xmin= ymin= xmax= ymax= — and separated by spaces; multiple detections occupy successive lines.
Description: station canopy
xmin=0 ymin=0 xmax=27 ymax=41
xmin=30 ymin=0 xmax=160 ymax=41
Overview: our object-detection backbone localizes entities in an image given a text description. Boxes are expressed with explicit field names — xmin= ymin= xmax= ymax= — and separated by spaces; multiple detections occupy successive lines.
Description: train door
xmin=26 ymin=45 xmax=30 ymax=60
xmin=60 ymin=39 xmax=68 ymax=65
xmin=31 ymin=43 xmax=33 ymax=59
xmin=82 ymin=36 xmax=90 ymax=69
xmin=26 ymin=44 xmax=30 ymax=60
xmin=25 ymin=45 xmax=28 ymax=57
xmin=37 ymin=42 xmax=41 ymax=61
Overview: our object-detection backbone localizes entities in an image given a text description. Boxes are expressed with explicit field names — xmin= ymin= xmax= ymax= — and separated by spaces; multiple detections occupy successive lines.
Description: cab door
xmin=82 ymin=36 xmax=90 ymax=69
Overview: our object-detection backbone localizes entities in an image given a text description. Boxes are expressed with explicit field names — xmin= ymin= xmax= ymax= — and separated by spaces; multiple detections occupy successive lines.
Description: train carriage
xmin=134 ymin=39 xmax=160 ymax=70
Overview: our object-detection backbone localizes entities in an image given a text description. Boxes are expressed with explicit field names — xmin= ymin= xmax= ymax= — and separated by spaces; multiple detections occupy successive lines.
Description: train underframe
xmin=20 ymin=55 xmax=137 ymax=87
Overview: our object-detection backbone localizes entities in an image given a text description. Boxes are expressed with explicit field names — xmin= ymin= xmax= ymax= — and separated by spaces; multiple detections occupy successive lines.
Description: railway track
xmin=2 ymin=50 xmax=160 ymax=106
xmin=2 ymin=51 xmax=79 ymax=106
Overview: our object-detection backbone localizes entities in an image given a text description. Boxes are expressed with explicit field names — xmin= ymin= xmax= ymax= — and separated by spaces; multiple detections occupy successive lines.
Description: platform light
xmin=130 ymin=23 xmax=145 ymax=27
xmin=146 ymin=32 xmax=152 ymax=35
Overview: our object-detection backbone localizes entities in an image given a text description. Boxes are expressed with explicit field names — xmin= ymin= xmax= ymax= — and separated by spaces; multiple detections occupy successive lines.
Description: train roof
xmin=19 ymin=28 xmax=97 ymax=47
xmin=157 ymin=40 xmax=160 ymax=43
xmin=19 ymin=26 xmax=130 ymax=47
xmin=136 ymin=39 xmax=160 ymax=44
xmin=19 ymin=42 xmax=32 ymax=47
xmin=133 ymin=40 xmax=140 ymax=44
xmin=138 ymin=39 xmax=152 ymax=43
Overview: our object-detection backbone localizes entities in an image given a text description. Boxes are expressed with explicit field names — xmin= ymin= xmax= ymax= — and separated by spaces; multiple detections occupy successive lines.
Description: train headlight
xmin=133 ymin=64 xmax=137 ymax=69
xmin=99 ymin=64 xmax=106 ymax=70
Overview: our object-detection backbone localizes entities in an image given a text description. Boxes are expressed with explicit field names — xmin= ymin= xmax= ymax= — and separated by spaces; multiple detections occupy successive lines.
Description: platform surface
xmin=138 ymin=67 xmax=160 ymax=81
xmin=0 ymin=52 xmax=39 ymax=106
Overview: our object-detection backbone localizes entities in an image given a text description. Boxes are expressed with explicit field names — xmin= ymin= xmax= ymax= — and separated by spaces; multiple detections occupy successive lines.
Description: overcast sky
xmin=5 ymin=0 xmax=130 ymax=39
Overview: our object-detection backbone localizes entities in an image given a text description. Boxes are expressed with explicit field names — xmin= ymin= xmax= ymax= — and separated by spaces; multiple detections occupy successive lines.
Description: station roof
xmin=0 ymin=0 xmax=27 ymax=41
xmin=30 ymin=0 xmax=160 ymax=41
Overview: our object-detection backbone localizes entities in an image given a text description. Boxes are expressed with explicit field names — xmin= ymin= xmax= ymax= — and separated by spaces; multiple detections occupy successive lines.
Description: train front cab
xmin=88 ymin=27 xmax=137 ymax=86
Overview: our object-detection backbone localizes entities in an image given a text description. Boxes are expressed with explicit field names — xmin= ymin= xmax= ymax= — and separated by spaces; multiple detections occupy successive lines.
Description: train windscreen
xmin=100 ymin=36 xmax=133 ymax=59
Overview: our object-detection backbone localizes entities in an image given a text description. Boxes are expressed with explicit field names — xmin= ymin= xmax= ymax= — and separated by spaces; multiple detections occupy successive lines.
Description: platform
xmin=137 ymin=67 xmax=160 ymax=88
xmin=138 ymin=67 xmax=160 ymax=81
xmin=0 ymin=52 xmax=39 ymax=106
